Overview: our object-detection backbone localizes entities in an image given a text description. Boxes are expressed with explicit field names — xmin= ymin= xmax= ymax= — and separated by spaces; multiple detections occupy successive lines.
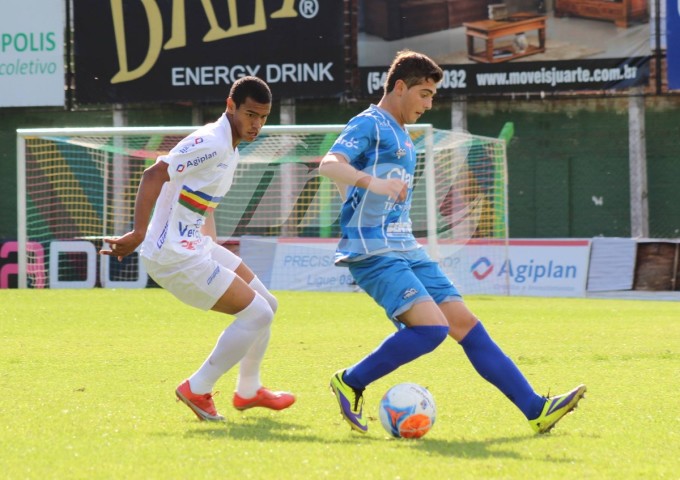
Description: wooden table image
xmin=464 ymin=14 xmax=547 ymax=64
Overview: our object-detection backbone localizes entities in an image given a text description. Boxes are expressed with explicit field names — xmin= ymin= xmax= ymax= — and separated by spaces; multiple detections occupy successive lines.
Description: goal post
xmin=16 ymin=124 xmax=509 ymax=293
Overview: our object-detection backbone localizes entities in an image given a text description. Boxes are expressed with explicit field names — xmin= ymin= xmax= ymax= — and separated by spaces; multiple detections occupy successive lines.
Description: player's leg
xmin=410 ymin=252 xmax=584 ymax=432
xmin=343 ymin=255 xmax=449 ymax=388
xmin=144 ymin=252 xmax=274 ymax=421
xmin=178 ymin=272 xmax=275 ymax=420
xmin=331 ymin=255 xmax=448 ymax=432
xmin=229 ymin=257 xmax=295 ymax=411
xmin=439 ymin=299 xmax=586 ymax=433
xmin=439 ymin=300 xmax=547 ymax=418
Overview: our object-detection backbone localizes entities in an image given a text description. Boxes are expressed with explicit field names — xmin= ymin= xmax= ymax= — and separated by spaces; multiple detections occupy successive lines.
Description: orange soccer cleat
xmin=233 ymin=387 xmax=296 ymax=411
xmin=175 ymin=379 xmax=225 ymax=422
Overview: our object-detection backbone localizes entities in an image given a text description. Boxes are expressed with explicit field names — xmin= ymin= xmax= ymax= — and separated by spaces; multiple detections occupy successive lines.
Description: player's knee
xmin=235 ymin=293 xmax=273 ymax=331
xmin=414 ymin=325 xmax=449 ymax=353
xmin=259 ymin=290 xmax=278 ymax=315
xmin=267 ymin=294 xmax=279 ymax=315
xmin=249 ymin=276 xmax=278 ymax=314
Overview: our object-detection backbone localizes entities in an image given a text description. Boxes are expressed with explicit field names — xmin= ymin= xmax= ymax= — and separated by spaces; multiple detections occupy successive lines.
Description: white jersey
xmin=140 ymin=113 xmax=238 ymax=265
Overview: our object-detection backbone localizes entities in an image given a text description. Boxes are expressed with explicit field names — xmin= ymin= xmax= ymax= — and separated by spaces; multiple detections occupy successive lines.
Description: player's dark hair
xmin=229 ymin=76 xmax=272 ymax=107
xmin=383 ymin=50 xmax=443 ymax=93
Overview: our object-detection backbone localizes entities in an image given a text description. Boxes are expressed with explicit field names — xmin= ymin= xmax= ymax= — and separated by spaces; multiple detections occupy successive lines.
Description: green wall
xmin=2 ymin=97 xmax=679 ymax=240
xmin=427 ymin=97 xmax=680 ymax=239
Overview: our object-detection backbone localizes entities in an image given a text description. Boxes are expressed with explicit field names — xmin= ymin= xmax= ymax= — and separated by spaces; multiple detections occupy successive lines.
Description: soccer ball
xmin=378 ymin=383 xmax=436 ymax=439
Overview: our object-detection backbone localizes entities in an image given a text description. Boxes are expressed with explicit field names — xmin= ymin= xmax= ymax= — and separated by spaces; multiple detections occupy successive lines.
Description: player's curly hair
xmin=383 ymin=50 xmax=443 ymax=93
xmin=229 ymin=76 xmax=272 ymax=107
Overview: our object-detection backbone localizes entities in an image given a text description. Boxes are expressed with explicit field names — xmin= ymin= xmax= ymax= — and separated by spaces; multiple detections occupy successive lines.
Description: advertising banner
xmin=668 ymin=0 xmax=680 ymax=89
xmin=240 ymin=237 xmax=591 ymax=297
xmin=358 ymin=0 xmax=652 ymax=95
xmin=0 ymin=0 xmax=65 ymax=107
xmin=240 ymin=238 xmax=354 ymax=292
xmin=73 ymin=0 xmax=345 ymax=103
xmin=438 ymin=239 xmax=591 ymax=297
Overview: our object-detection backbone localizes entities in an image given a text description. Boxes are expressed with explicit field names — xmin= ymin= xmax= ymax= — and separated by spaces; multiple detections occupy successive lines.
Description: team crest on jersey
xmin=396 ymin=148 xmax=406 ymax=158
xmin=402 ymin=287 xmax=418 ymax=299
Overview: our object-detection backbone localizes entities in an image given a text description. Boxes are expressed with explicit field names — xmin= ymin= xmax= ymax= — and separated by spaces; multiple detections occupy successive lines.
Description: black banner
xmin=360 ymin=57 xmax=651 ymax=97
xmin=74 ymin=0 xmax=344 ymax=103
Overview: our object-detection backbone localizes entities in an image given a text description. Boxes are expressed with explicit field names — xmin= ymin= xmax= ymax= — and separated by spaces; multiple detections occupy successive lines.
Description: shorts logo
xmin=156 ymin=221 xmax=169 ymax=249
xmin=207 ymin=266 xmax=220 ymax=285
xmin=402 ymin=288 xmax=418 ymax=299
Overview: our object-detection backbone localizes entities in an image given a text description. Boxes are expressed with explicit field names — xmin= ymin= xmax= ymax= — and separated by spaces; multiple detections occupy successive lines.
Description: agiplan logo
xmin=470 ymin=257 xmax=493 ymax=280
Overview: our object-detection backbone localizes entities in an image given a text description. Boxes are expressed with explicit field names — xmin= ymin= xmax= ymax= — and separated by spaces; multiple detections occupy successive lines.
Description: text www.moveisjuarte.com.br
xmin=476 ymin=64 xmax=639 ymax=87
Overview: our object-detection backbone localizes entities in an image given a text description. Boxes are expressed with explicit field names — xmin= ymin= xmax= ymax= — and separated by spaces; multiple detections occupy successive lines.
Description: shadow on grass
xmin=409 ymin=434 xmax=576 ymax=463
xmin=181 ymin=417 xmax=575 ymax=462
xmin=183 ymin=416 xmax=367 ymax=444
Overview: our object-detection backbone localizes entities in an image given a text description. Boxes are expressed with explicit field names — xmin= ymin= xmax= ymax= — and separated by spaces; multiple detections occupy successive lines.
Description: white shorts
xmin=141 ymin=242 xmax=243 ymax=311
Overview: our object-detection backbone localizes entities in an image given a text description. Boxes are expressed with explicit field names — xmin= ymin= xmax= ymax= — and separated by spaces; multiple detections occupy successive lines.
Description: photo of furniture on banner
xmin=358 ymin=0 xmax=649 ymax=66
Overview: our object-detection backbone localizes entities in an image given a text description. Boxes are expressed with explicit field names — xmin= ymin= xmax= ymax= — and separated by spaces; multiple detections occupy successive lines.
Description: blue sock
xmin=344 ymin=325 xmax=449 ymax=389
xmin=459 ymin=322 xmax=545 ymax=420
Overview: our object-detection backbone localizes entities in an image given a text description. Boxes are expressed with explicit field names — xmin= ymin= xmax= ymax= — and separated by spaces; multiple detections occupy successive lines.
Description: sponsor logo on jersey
xmin=180 ymin=239 xmax=199 ymax=250
xmin=386 ymin=167 xmax=414 ymax=189
xmin=386 ymin=221 xmax=412 ymax=235
xmin=178 ymin=221 xmax=201 ymax=238
xmin=337 ymin=135 xmax=360 ymax=149
xmin=178 ymin=136 xmax=203 ymax=154
xmin=176 ymin=150 xmax=217 ymax=172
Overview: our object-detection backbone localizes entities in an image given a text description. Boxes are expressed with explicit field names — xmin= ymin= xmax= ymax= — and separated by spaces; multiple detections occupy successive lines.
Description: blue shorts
xmin=348 ymin=248 xmax=462 ymax=328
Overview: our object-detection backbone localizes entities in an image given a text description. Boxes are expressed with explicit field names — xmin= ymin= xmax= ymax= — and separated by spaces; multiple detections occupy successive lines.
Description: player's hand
xmin=100 ymin=231 xmax=144 ymax=261
xmin=368 ymin=177 xmax=408 ymax=202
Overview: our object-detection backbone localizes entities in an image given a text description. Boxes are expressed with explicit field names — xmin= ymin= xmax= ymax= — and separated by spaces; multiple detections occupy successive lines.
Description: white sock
xmin=248 ymin=276 xmax=278 ymax=313
xmin=236 ymin=329 xmax=271 ymax=399
xmin=235 ymin=277 xmax=277 ymax=399
xmin=188 ymin=294 xmax=273 ymax=395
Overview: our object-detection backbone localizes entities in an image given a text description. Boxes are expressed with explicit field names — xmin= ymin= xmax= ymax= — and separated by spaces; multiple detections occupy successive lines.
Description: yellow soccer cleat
xmin=330 ymin=370 xmax=368 ymax=433
xmin=529 ymin=384 xmax=587 ymax=434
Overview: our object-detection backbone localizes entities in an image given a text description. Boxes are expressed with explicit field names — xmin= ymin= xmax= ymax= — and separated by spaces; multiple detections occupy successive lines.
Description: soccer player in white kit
xmin=100 ymin=76 xmax=295 ymax=421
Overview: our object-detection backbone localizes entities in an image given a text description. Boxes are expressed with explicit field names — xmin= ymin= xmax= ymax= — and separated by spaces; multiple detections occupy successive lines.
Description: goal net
xmin=17 ymin=124 xmax=509 ymax=294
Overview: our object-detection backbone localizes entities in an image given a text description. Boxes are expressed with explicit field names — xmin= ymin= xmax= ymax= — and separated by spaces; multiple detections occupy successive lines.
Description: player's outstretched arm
xmin=100 ymin=161 xmax=170 ymax=261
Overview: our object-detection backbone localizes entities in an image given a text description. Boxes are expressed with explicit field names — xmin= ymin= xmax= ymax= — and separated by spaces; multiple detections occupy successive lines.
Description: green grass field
xmin=1 ymin=290 xmax=678 ymax=479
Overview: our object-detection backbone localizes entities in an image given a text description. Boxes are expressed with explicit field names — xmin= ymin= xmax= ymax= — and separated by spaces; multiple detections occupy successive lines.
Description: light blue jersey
xmin=329 ymin=104 xmax=420 ymax=264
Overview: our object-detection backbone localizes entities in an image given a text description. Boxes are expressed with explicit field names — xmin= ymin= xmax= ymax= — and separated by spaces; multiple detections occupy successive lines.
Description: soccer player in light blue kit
xmin=319 ymin=50 xmax=586 ymax=435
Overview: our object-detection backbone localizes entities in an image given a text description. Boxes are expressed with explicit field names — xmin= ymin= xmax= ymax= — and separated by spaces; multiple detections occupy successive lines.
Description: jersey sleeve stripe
xmin=178 ymin=186 xmax=221 ymax=215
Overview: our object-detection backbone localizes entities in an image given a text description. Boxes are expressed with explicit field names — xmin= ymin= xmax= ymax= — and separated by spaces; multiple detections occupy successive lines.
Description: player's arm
xmin=319 ymin=153 xmax=407 ymax=202
xmin=100 ymin=160 xmax=170 ymax=260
